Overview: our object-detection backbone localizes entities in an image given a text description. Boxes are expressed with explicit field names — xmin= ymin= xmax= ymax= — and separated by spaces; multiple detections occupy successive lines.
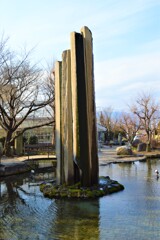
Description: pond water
xmin=1 ymin=159 xmax=160 ymax=240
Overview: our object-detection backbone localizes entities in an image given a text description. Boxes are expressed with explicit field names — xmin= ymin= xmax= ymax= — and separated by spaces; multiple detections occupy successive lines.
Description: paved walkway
xmin=0 ymin=154 xmax=56 ymax=165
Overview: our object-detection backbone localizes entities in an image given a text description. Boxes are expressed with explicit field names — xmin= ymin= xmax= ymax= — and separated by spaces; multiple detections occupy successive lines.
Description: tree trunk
xmin=3 ymin=131 xmax=13 ymax=156
xmin=146 ymin=132 xmax=151 ymax=152
xmin=146 ymin=143 xmax=151 ymax=152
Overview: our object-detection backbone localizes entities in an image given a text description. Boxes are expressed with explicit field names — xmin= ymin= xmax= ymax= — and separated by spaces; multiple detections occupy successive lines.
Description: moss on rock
xmin=40 ymin=176 xmax=124 ymax=199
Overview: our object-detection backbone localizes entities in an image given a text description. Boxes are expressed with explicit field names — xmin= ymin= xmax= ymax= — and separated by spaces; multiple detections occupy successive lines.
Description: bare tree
xmin=99 ymin=106 xmax=113 ymax=130
xmin=119 ymin=112 xmax=141 ymax=143
xmin=98 ymin=106 xmax=121 ymax=140
xmin=42 ymin=66 xmax=55 ymax=143
xmin=0 ymin=41 xmax=54 ymax=156
xmin=130 ymin=92 xmax=159 ymax=151
xmin=43 ymin=66 xmax=55 ymax=114
xmin=99 ymin=111 xmax=105 ymax=126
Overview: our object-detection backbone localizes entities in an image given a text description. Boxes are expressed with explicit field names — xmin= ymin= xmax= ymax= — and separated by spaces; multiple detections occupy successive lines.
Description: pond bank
xmin=0 ymin=155 xmax=56 ymax=177
xmin=1 ymin=146 xmax=160 ymax=177
xmin=99 ymin=146 xmax=160 ymax=165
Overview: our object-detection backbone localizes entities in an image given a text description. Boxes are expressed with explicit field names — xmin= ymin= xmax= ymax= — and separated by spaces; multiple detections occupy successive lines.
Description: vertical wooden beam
xmin=55 ymin=61 xmax=64 ymax=184
xmin=62 ymin=50 xmax=74 ymax=184
xmin=71 ymin=32 xmax=91 ymax=186
xmin=81 ymin=26 xmax=99 ymax=185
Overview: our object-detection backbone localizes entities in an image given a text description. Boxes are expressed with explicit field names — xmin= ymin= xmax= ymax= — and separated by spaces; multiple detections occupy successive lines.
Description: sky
xmin=0 ymin=0 xmax=160 ymax=111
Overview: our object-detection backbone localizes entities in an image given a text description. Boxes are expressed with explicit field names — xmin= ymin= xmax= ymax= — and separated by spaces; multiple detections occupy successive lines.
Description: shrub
xmin=29 ymin=135 xmax=38 ymax=144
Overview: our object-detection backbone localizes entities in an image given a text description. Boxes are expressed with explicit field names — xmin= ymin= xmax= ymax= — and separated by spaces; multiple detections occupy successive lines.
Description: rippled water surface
xmin=1 ymin=159 xmax=160 ymax=239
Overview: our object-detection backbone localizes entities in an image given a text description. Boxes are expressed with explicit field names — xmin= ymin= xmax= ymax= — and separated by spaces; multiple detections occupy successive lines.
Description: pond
xmin=1 ymin=159 xmax=160 ymax=240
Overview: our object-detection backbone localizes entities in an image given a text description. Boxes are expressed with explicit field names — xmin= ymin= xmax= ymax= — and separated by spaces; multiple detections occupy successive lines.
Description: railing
xmin=24 ymin=143 xmax=55 ymax=159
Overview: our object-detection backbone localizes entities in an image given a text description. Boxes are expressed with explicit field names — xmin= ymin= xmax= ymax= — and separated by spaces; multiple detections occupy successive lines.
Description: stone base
xmin=40 ymin=176 xmax=124 ymax=199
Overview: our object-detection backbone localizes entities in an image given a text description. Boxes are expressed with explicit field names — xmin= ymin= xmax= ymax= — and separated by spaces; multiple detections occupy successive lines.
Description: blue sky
xmin=0 ymin=0 xmax=160 ymax=111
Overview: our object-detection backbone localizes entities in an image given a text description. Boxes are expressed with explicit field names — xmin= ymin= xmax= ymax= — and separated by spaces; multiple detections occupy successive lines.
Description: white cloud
xmin=0 ymin=0 xmax=159 ymax=111
xmin=95 ymin=50 xmax=160 ymax=110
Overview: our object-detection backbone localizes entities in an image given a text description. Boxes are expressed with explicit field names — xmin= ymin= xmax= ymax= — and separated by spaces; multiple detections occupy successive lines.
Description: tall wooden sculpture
xmin=55 ymin=27 xmax=98 ymax=187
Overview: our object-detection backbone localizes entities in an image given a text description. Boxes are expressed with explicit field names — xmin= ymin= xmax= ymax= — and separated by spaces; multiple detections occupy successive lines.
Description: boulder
xmin=137 ymin=143 xmax=146 ymax=152
xmin=116 ymin=146 xmax=133 ymax=156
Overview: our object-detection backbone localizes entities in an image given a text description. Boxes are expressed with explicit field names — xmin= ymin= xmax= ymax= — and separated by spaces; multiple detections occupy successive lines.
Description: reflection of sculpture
xmin=55 ymin=27 xmax=98 ymax=187
xmin=50 ymin=200 xmax=100 ymax=239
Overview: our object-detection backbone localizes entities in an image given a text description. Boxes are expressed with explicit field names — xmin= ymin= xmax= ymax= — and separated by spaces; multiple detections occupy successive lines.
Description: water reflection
xmin=99 ymin=159 xmax=160 ymax=240
xmin=0 ymin=170 xmax=100 ymax=240
xmin=1 ymin=160 xmax=160 ymax=239
xmin=48 ymin=200 xmax=100 ymax=240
